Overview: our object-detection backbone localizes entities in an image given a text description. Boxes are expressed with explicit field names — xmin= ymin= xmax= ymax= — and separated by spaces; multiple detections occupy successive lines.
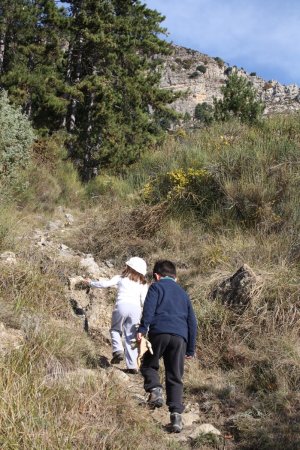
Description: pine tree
xmin=213 ymin=72 xmax=265 ymax=124
xmin=0 ymin=0 xmax=68 ymax=130
xmin=66 ymin=0 xmax=179 ymax=178
xmin=1 ymin=0 xmax=180 ymax=177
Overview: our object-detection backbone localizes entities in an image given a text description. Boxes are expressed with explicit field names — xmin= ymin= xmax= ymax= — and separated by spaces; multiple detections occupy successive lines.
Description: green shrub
xmin=213 ymin=72 xmax=265 ymax=124
xmin=0 ymin=91 xmax=35 ymax=181
xmin=189 ymin=71 xmax=200 ymax=79
xmin=183 ymin=112 xmax=192 ymax=121
xmin=194 ymin=102 xmax=214 ymax=124
xmin=181 ymin=59 xmax=193 ymax=69
xmin=7 ymin=133 xmax=85 ymax=210
xmin=196 ymin=65 xmax=207 ymax=73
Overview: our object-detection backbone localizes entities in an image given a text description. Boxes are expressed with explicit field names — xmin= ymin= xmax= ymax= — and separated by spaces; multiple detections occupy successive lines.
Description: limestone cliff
xmin=160 ymin=45 xmax=300 ymax=117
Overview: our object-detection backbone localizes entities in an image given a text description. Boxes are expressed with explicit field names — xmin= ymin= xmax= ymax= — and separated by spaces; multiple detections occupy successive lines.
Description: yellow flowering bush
xmin=141 ymin=167 xmax=223 ymax=215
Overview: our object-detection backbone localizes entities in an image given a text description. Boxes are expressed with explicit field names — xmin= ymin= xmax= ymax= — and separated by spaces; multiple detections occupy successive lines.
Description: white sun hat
xmin=126 ymin=257 xmax=147 ymax=276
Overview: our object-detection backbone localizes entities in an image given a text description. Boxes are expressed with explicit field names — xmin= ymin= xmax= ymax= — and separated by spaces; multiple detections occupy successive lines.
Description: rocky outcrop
xmin=211 ymin=264 xmax=259 ymax=308
xmin=161 ymin=45 xmax=300 ymax=118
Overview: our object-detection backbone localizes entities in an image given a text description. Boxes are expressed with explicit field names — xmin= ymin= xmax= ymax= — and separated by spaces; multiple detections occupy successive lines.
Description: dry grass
xmin=65 ymin=199 xmax=167 ymax=266
xmin=0 ymin=333 xmax=177 ymax=450
xmin=1 ymin=114 xmax=300 ymax=448
xmin=0 ymin=260 xmax=72 ymax=320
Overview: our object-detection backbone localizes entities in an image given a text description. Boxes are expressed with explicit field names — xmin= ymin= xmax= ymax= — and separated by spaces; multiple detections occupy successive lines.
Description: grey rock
xmin=79 ymin=256 xmax=101 ymax=277
xmin=182 ymin=411 xmax=200 ymax=427
xmin=59 ymin=243 xmax=75 ymax=258
xmin=32 ymin=229 xmax=45 ymax=240
xmin=189 ymin=423 xmax=222 ymax=440
xmin=65 ymin=213 xmax=74 ymax=225
xmin=211 ymin=263 xmax=258 ymax=308
xmin=105 ymin=260 xmax=114 ymax=268
xmin=68 ymin=275 xmax=85 ymax=290
xmin=46 ymin=220 xmax=63 ymax=231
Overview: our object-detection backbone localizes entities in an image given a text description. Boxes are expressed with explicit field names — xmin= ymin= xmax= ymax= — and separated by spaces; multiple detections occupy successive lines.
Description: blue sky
xmin=145 ymin=0 xmax=300 ymax=86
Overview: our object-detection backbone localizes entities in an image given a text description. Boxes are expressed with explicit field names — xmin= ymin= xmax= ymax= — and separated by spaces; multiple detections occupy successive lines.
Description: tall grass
xmin=124 ymin=117 xmax=300 ymax=232
xmin=69 ymin=114 xmax=300 ymax=449
xmin=1 ymin=113 xmax=299 ymax=448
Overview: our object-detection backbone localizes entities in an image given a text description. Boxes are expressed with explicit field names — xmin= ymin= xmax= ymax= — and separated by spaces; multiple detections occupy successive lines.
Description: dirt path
xmin=30 ymin=209 xmax=227 ymax=449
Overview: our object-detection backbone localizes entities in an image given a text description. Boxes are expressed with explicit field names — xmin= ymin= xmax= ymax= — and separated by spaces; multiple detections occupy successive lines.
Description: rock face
xmin=211 ymin=264 xmax=258 ymax=308
xmin=161 ymin=45 xmax=300 ymax=118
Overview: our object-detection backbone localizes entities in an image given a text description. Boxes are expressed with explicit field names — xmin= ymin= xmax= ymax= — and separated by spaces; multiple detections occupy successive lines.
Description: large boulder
xmin=211 ymin=264 xmax=258 ymax=308
xmin=79 ymin=255 xmax=102 ymax=277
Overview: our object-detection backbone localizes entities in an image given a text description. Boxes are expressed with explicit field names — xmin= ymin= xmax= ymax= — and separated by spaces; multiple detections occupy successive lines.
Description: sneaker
xmin=111 ymin=351 xmax=124 ymax=364
xmin=170 ymin=413 xmax=183 ymax=433
xmin=147 ymin=387 xmax=163 ymax=409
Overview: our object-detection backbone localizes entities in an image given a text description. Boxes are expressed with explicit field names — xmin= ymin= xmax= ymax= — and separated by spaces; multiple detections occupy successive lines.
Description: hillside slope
xmin=1 ymin=114 xmax=299 ymax=449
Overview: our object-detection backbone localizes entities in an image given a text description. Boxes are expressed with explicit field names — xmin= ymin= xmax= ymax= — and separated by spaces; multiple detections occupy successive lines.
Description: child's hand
xmin=83 ymin=278 xmax=91 ymax=285
xmin=136 ymin=332 xmax=143 ymax=342
xmin=185 ymin=355 xmax=194 ymax=360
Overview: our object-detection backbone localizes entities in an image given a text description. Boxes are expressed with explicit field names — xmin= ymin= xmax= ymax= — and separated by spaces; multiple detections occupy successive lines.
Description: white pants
xmin=110 ymin=302 xmax=141 ymax=369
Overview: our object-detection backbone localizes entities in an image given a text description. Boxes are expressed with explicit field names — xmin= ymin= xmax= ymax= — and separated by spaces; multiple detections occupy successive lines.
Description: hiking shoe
xmin=111 ymin=351 xmax=124 ymax=364
xmin=170 ymin=413 xmax=183 ymax=433
xmin=147 ymin=387 xmax=163 ymax=409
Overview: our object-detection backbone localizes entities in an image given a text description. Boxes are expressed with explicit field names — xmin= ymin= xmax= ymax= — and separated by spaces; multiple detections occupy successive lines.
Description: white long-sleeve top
xmin=90 ymin=275 xmax=148 ymax=307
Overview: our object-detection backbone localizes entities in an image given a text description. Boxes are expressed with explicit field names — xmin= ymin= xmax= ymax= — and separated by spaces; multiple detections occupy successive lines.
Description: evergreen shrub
xmin=196 ymin=65 xmax=207 ymax=73
xmin=194 ymin=102 xmax=214 ymax=124
xmin=213 ymin=72 xmax=265 ymax=124
xmin=189 ymin=71 xmax=200 ymax=79
xmin=0 ymin=91 xmax=35 ymax=181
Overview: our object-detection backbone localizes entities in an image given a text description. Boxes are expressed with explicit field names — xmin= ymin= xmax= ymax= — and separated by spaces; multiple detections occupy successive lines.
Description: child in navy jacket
xmin=137 ymin=260 xmax=197 ymax=433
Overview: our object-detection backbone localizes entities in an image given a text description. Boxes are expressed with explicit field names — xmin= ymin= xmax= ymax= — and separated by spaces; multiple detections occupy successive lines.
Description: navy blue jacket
xmin=138 ymin=278 xmax=197 ymax=356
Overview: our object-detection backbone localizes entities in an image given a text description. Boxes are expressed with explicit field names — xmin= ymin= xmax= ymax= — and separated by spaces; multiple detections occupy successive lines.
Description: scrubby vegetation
xmin=67 ymin=115 xmax=299 ymax=449
xmin=0 ymin=38 xmax=300 ymax=450
xmin=214 ymin=72 xmax=265 ymax=124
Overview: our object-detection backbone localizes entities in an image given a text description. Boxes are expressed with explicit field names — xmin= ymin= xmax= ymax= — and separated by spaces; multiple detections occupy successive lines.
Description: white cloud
xmin=145 ymin=0 xmax=300 ymax=85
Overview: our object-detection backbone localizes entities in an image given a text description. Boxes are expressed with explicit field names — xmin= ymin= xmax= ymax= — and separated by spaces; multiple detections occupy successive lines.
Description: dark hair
xmin=121 ymin=266 xmax=147 ymax=284
xmin=153 ymin=260 xmax=176 ymax=279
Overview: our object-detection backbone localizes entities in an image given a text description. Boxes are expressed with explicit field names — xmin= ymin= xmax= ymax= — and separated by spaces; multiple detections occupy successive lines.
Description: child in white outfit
xmin=87 ymin=257 xmax=148 ymax=373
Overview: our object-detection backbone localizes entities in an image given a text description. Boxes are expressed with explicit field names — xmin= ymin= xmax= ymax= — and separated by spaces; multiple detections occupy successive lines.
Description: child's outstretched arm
xmin=87 ymin=275 xmax=121 ymax=289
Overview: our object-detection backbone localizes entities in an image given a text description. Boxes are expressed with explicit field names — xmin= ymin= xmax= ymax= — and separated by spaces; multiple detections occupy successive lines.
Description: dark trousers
xmin=140 ymin=333 xmax=186 ymax=414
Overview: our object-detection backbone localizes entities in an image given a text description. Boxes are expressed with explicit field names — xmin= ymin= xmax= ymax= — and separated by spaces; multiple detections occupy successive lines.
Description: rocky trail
xmin=1 ymin=208 xmax=235 ymax=449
